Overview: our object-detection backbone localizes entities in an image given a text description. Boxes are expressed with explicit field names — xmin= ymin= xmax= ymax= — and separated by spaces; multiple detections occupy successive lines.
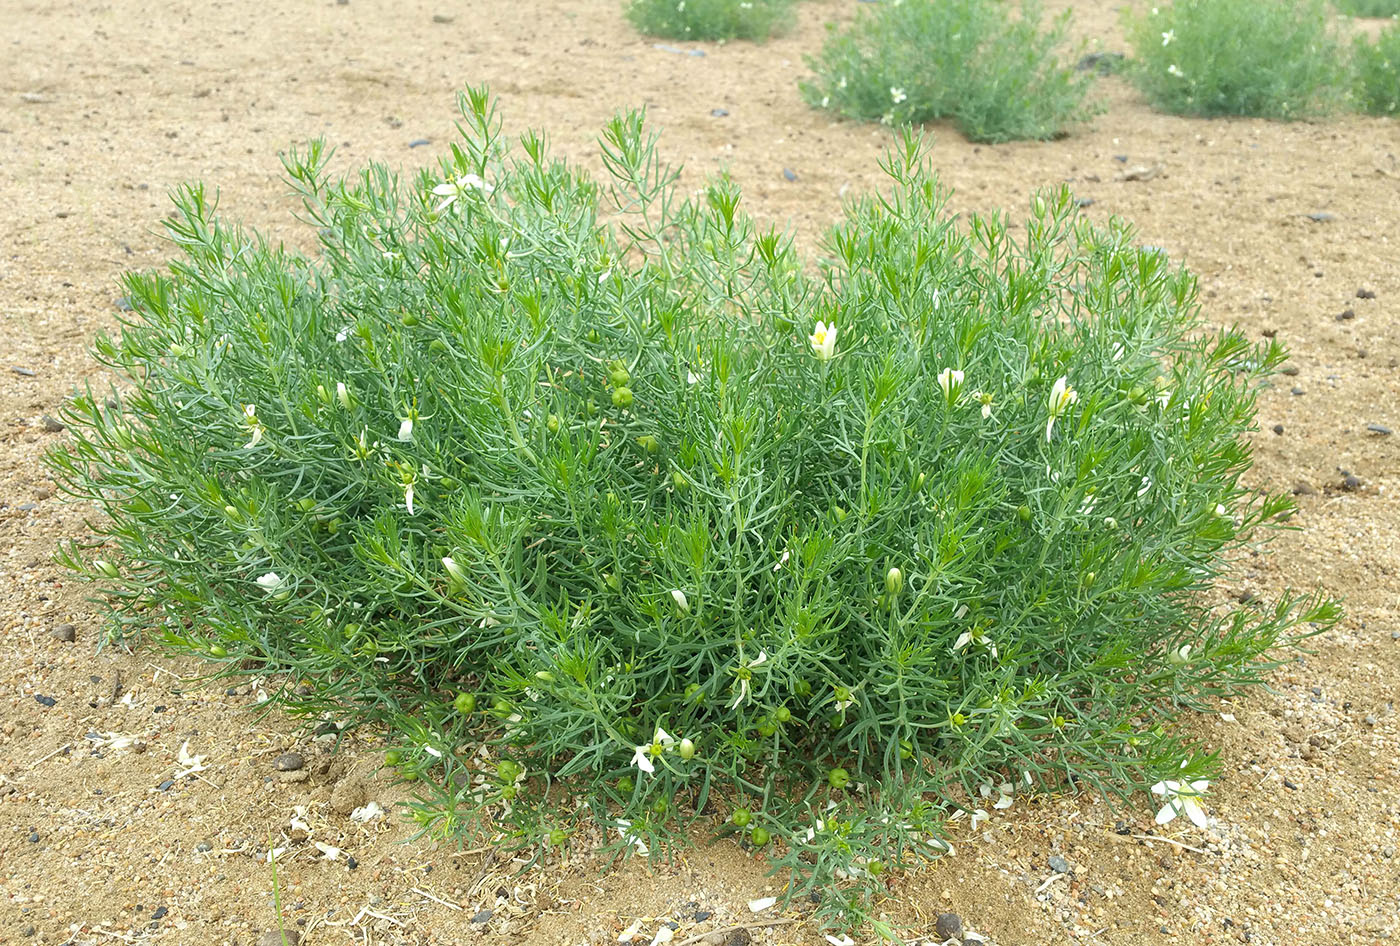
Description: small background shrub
xmin=1354 ymin=23 xmax=1400 ymax=113
xmin=49 ymin=90 xmax=1336 ymax=924
xmin=1334 ymin=0 xmax=1400 ymax=17
xmin=802 ymin=0 xmax=1095 ymax=143
xmin=626 ymin=0 xmax=794 ymax=42
xmin=1126 ymin=0 xmax=1349 ymax=118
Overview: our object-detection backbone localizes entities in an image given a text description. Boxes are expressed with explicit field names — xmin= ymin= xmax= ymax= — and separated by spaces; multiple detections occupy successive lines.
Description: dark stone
xmin=1336 ymin=308 xmax=1355 ymax=321
xmin=432 ymin=13 xmax=454 ymax=23
xmin=1367 ymin=424 xmax=1392 ymax=436
xmin=34 ymin=694 xmax=56 ymax=708
xmin=471 ymin=909 xmax=493 ymax=924
xmin=694 ymin=910 xmax=712 ymax=922
xmin=408 ymin=138 xmax=431 ymax=148
xmin=935 ymin=913 xmax=963 ymax=940
xmin=153 ymin=705 xmax=166 ymax=713
xmin=1291 ymin=386 xmax=1304 ymax=395
xmin=41 ymin=415 xmax=64 ymax=432
xmin=1114 ymin=819 xmax=1131 ymax=835
xmin=196 ymin=841 xmax=213 ymax=852
xmin=724 ymin=929 xmax=751 ymax=946
xmin=346 ymin=855 xmax=358 ymax=870
xmin=1272 ymin=424 xmax=1284 ymax=435
xmin=1357 ymin=287 xmax=1376 ymax=299
xmin=1280 ymin=365 xmax=1299 ymax=375
xmin=158 ymin=780 xmax=175 ymax=791
xmin=51 ymin=624 xmax=76 ymax=642
xmin=151 ymin=906 xmax=167 ymax=920
xmin=273 ymin=752 xmax=305 ymax=772
xmin=1292 ymin=482 xmax=1315 ymax=496
xmin=28 ymin=831 xmax=39 ymax=843
xmin=1076 ymin=197 xmax=1094 ymax=207
xmin=1343 ymin=473 xmax=1362 ymax=490
xmin=1048 ymin=853 xmax=1071 ymax=873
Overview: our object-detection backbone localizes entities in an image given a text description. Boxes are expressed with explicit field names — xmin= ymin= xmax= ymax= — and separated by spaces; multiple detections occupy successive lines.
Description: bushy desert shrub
xmin=1127 ymin=0 xmax=1349 ymax=118
xmin=49 ymin=89 xmax=1335 ymax=927
xmin=802 ymin=0 xmax=1095 ymax=142
xmin=626 ymin=0 xmax=794 ymax=42
xmin=1334 ymin=0 xmax=1400 ymax=17
xmin=1353 ymin=22 xmax=1400 ymax=113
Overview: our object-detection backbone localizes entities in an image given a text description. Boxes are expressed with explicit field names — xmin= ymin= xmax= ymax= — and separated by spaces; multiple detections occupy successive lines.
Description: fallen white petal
xmin=617 ymin=919 xmax=643 ymax=943
xmin=313 ymin=841 xmax=342 ymax=860
xmin=350 ymin=801 xmax=385 ymax=823
xmin=747 ymin=897 xmax=777 ymax=913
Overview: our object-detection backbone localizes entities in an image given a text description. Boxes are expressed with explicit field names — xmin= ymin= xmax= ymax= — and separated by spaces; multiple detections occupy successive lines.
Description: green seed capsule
xmin=429 ymin=339 xmax=448 ymax=355
xmin=1017 ymin=504 xmax=1032 ymax=522
xmin=827 ymin=767 xmax=850 ymax=790
xmin=453 ymin=692 xmax=476 ymax=715
xmin=401 ymin=312 xmax=419 ymax=327
xmin=636 ymin=434 xmax=659 ymax=454
xmin=671 ymin=471 xmax=689 ymax=492
xmin=775 ymin=707 xmax=792 ymax=724
xmin=94 ymin=559 xmax=120 ymax=579
xmin=749 ymin=827 xmax=771 ymax=847
xmin=547 ymin=413 xmax=561 ymax=434
xmin=384 ymin=749 xmax=404 ymax=766
xmin=548 ymin=828 xmax=568 ymax=845
xmin=617 ymin=776 xmax=636 ymax=794
xmin=611 ymin=386 xmax=633 ymax=408
xmin=730 ymin=807 xmax=752 ymax=827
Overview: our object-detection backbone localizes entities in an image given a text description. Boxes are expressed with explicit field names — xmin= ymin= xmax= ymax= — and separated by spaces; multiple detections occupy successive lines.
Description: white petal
xmin=1155 ymin=800 xmax=1179 ymax=825
xmin=747 ymin=897 xmax=777 ymax=913
xmin=631 ymin=746 xmax=654 ymax=774
xmin=1184 ymin=798 xmax=1208 ymax=828
xmin=670 ymin=589 xmax=689 ymax=613
xmin=618 ymin=920 xmax=643 ymax=943
xmin=398 ymin=418 xmax=414 ymax=442
xmin=993 ymin=794 xmax=1013 ymax=810
xmin=649 ymin=926 xmax=675 ymax=946
xmin=350 ymin=801 xmax=385 ymax=822
xmin=432 ymin=182 xmax=457 ymax=197
xmin=404 ymin=484 xmax=415 ymax=515
xmin=313 ymin=841 xmax=342 ymax=860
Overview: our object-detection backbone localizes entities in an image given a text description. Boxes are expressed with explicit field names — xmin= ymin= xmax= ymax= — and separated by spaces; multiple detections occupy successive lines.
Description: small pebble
xmin=28 ymin=831 xmax=40 ymax=843
xmin=1292 ymin=481 xmax=1316 ymax=496
xmin=51 ymin=624 xmax=76 ymax=642
xmin=471 ymin=909 xmax=493 ymax=924
xmin=1280 ymin=365 xmax=1299 ymax=376
xmin=408 ymin=138 xmax=431 ymax=148
xmin=151 ymin=906 xmax=168 ymax=921
xmin=782 ymin=168 xmax=797 ymax=182
xmin=42 ymin=415 xmax=65 ymax=432
xmin=1113 ymin=154 xmax=1128 ymax=162
xmin=1076 ymin=197 xmax=1095 ymax=207
xmin=34 ymin=694 xmax=57 ymax=708
xmin=1306 ymin=212 xmax=1336 ymax=222
xmin=11 ymin=365 xmax=36 ymax=377
xmin=1365 ymin=715 xmax=1377 ymax=726
xmin=1272 ymin=424 xmax=1284 ymax=435
xmin=1283 ymin=779 xmax=1298 ymax=790
xmin=1291 ymin=386 xmax=1304 ymax=395
xmin=1343 ymin=473 xmax=1362 ymax=490
xmin=196 ymin=841 xmax=213 ymax=852
xmin=346 ymin=855 xmax=358 ymax=870
xmin=1048 ymin=853 xmax=1071 ymax=873
xmin=1357 ymin=287 xmax=1376 ymax=299
xmin=273 ymin=752 xmax=305 ymax=772
xmin=1366 ymin=424 xmax=1391 ymax=436
xmin=935 ymin=912 xmax=963 ymax=940
xmin=158 ymin=780 xmax=175 ymax=792
xmin=431 ymin=13 xmax=454 ymax=22
xmin=259 ymin=931 xmax=299 ymax=946
xmin=695 ymin=910 xmax=713 ymax=921
xmin=1336 ymin=309 xmax=1355 ymax=321
xmin=710 ymin=108 xmax=729 ymax=117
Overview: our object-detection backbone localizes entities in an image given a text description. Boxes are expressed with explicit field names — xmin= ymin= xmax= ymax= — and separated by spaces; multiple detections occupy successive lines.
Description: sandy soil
xmin=2 ymin=0 xmax=1398 ymax=943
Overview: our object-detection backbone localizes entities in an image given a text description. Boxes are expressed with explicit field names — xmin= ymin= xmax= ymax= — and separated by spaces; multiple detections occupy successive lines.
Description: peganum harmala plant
xmin=48 ymin=88 xmax=1336 ymax=931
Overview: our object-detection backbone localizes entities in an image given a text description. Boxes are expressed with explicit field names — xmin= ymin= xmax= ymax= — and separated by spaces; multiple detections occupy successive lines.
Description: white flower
xmin=398 ymin=417 xmax=414 ymax=442
xmin=1137 ymin=474 xmax=1152 ymax=498
xmin=1214 ymin=503 xmax=1227 ymax=517
xmin=242 ymin=404 xmax=264 ymax=449
xmin=1161 ymin=29 xmax=1175 ymax=45
xmin=1151 ymin=778 xmax=1210 ymax=827
xmin=1167 ymin=63 xmax=1185 ymax=79
xmin=973 ymin=390 xmax=994 ymax=418
xmin=669 ymin=588 xmax=689 ymax=614
xmin=1045 ymin=376 xmax=1078 ymax=441
xmin=890 ymin=86 xmax=907 ymax=104
xmin=443 ymin=556 xmax=467 ymax=584
xmin=937 ymin=367 xmax=964 ymax=404
xmin=256 ymin=571 xmax=284 ymax=593
xmin=821 ymin=95 xmax=830 ymax=108
xmin=838 ymin=76 xmax=847 ymax=90
xmin=728 ymin=649 xmax=769 ymax=709
xmin=825 ymin=936 xmax=856 ymax=946
xmin=431 ymin=172 xmax=494 ymax=214
xmin=615 ymin=820 xmax=650 ymax=856
xmin=350 ymin=801 xmax=385 ymax=822
xmin=808 ymin=320 xmax=838 ymax=361
xmin=631 ymin=727 xmax=676 ymax=776
xmin=1168 ymin=643 xmax=1191 ymax=665
xmin=335 ymin=327 xmax=349 ymax=342
xmin=880 ymin=112 xmax=893 ymax=126
xmin=772 ymin=549 xmax=790 ymax=572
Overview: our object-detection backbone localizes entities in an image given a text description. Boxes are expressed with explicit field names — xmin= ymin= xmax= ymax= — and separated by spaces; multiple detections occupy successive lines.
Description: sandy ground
xmin=2 ymin=0 xmax=1399 ymax=944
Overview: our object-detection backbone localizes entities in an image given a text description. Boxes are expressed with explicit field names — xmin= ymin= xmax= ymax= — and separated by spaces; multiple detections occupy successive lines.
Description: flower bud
xmin=885 ymin=566 xmax=903 ymax=598
xmin=1016 ymin=504 xmax=1032 ymax=522
xmin=637 ymin=434 xmax=659 ymax=455
xmin=534 ymin=670 xmax=555 ymax=682
xmin=336 ymin=382 xmax=352 ymax=410
xmin=443 ymin=556 xmax=467 ymax=584
xmin=94 ymin=559 xmax=120 ymax=579
xmin=429 ymin=339 xmax=449 ymax=355
xmin=671 ymin=471 xmax=689 ymax=492
xmin=547 ymin=413 xmax=561 ymax=434
xmin=679 ymin=738 xmax=696 ymax=760
xmin=670 ymin=588 xmax=690 ymax=614
xmin=316 ymin=384 xmax=331 ymax=405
